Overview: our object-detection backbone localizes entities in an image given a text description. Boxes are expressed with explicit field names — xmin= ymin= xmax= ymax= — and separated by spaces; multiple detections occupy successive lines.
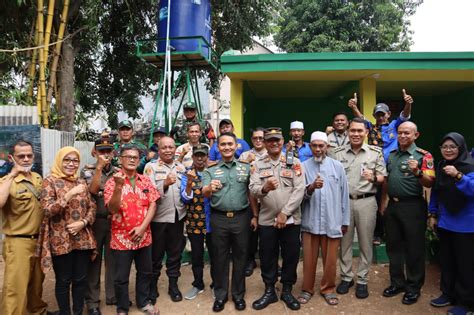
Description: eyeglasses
xmin=63 ymin=158 xmax=80 ymax=165
xmin=15 ymin=154 xmax=34 ymax=160
xmin=440 ymin=145 xmax=459 ymax=151
xmin=251 ymin=137 xmax=264 ymax=141
xmin=121 ymin=155 xmax=140 ymax=161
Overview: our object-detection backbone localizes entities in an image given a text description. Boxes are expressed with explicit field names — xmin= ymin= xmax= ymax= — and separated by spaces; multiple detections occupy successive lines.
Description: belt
xmin=7 ymin=234 xmax=39 ymax=239
xmin=389 ymin=196 xmax=423 ymax=203
xmin=211 ymin=209 xmax=246 ymax=218
xmin=350 ymin=193 xmax=376 ymax=200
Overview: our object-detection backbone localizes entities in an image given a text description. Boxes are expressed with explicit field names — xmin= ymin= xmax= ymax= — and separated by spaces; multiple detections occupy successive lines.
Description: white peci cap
xmin=290 ymin=121 xmax=304 ymax=129
xmin=310 ymin=131 xmax=328 ymax=143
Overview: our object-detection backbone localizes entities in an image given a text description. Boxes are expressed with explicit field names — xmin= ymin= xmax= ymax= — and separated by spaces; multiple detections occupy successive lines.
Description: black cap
xmin=192 ymin=144 xmax=209 ymax=155
xmin=219 ymin=119 xmax=233 ymax=128
xmin=95 ymin=138 xmax=114 ymax=151
xmin=118 ymin=120 xmax=133 ymax=129
xmin=264 ymin=127 xmax=283 ymax=140
xmin=373 ymin=103 xmax=390 ymax=114
xmin=152 ymin=126 xmax=167 ymax=135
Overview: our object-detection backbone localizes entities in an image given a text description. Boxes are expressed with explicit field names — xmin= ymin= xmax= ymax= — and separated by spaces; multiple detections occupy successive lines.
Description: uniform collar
xmin=347 ymin=143 xmax=369 ymax=153
xmin=218 ymin=159 xmax=237 ymax=168
xmin=397 ymin=143 xmax=417 ymax=155
xmin=13 ymin=172 xmax=38 ymax=183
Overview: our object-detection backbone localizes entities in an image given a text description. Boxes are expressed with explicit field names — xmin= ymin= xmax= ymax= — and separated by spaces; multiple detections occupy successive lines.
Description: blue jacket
xmin=282 ymin=142 xmax=313 ymax=162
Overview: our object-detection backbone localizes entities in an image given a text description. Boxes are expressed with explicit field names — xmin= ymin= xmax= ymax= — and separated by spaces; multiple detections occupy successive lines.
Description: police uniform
xmin=249 ymin=137 xmax=305 ymax=292
xmin=385 ymin=143 xmax=435 ymax=295
xmin=334 ymin=143 xmax=387 ymax=286
xmin=202 ymin=158 xmax=251 ymax=302
xmin=327 ymin=130 xmax=350 ymax=156
xmin=1 ymin=171 xmax=47 ymax=315
xmin=81 ymin=161 xmax=117 ymax=308
xmin=144 ymin=158 xmax=186 ymax=302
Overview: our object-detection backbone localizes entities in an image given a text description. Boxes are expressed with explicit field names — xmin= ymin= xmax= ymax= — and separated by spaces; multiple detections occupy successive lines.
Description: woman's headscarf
xmin=435 ymin=132 xmax=474 ymax=214
xmin=50 ymin=146 xmax=81 ymax=181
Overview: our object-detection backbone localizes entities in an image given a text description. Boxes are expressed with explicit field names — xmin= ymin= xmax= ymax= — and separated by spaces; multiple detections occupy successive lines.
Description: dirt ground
xmin=0 ymin=256 xmax=449 ymax=315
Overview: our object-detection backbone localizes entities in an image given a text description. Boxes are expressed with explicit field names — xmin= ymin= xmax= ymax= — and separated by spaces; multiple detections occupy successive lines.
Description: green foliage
xmin=275 ymin=0 xmax=423 ymax=52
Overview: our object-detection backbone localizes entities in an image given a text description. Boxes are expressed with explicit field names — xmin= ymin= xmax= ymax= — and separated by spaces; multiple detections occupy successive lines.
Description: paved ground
xmin=0 ymin=256 xmax=449 ymax=315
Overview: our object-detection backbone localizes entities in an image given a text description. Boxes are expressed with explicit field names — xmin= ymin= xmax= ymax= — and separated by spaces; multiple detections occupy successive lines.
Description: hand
xmin=186 ymin=169 xmax=197 ymax=182
xmin=182 ymin=144 xmax=191 ymax=155
xmin=250 ymin=217 xmax=258 ymax=231
xmin=341 ymin=225 xmax=348 ymax=235
xmin=146 ymin=151 xmax=157 ymax=161
xmin=96 ymin=154 xmax=110 ymax=170
xmin=378 ymin=206 xmax=385 ymax=216
xmin=443 ymin=165 xmax=458 ymax=177
xmin=348 ymin=92 xmax=358 ymax=109
xmin=407 ymin=159 xmax=419 ymax=173
xmin=245 ymin=153 xmax=256 ymax=164
xmin=113 ymin=172 xmax=126 ymax=186
xmin=362 ymin=169 xmax=374 ymax=181
xmin=325 ymin=126 xmax=334 ymax=134
xmin=66 ymin=220 xmax=86 ymax=236
xmin=210 ymin=179 xmax=222 ymax=192
xmin=263 ymin=176 xmax=279 ymax=192
xmin=428 ymin=217 xmax=438 ymax=231
xmin=68 ymin=184 xmax=87 ymax=197
xmin=402 ymin=89 xmax=413 ymax=104
xmin=274 ymin=212 xmax=288 ymax=229
xmin=129 ymin=226 xmax=146 ymax=243
xmin=312 ymin=173 xmax=324 ymax=189
xmin=164 ymin=173 xmax=177 ymax=187
xmin=8 ymin=162 xmax=22 ymax=177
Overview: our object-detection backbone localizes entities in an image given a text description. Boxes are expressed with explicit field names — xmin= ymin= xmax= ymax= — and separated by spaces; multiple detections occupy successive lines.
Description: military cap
xmin=95 ymin=138 xmax=114 ymax=151
xmin=219 ymin=119 xmax=233 ymax=128
xmin=264 ymin=127 xmax=283 ymax=140
xmin=118 ymin=120 xmax=133 ymax=129
xmin=183 ymin=101 xmax=197 ymax=109
xmin=152 ymin=126 xmax=167 ymax=135
xmin=192 ymin=144 xmax=209 ymax=155
xmin=373 ymin=103 xmax=390 ymax=114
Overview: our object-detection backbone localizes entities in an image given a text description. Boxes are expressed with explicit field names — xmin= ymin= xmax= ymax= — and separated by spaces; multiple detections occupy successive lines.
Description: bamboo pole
xmin=37 ymin=0 xmax=48 ymax=128
xmin=46 ymin=0 xmax=70 ymax=111
xmin=43 ymin=0 xmax=55 ymax=69
xmin=28 ymin=18 xmax=39 ymax=98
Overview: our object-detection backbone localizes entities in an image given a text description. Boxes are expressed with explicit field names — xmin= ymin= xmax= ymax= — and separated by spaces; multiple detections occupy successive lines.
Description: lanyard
xmin=333 ymin=131 xmax=347 ymax=147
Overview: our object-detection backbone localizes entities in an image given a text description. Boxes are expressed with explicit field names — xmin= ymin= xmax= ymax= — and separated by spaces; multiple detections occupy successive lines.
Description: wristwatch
xmin=415 ymin=169 xmax=423 ymax=178
xmin=455 ymin=172 xmax=464 ymax=181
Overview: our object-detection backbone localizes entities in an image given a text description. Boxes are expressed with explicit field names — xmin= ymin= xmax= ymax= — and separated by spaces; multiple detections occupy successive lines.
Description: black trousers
xmin=384 ymin=198 xmax=426 ymax=293
xmin=188 ymin=233 xmax=215 ymax=290
xmin=149 ymin=213 xmax=185 ymax=303
xmin=438 ymin=228 xmax=474 ymax=310
xmin=258 ymin=224 xmax=301 ymax=286
xmin=52 ymin=249 xmax=91 ymax=315
xmin=112 ymin=246 xmax=152 ymax=313
xmin=247 ymin=208 xmax=259 ymax=264
xmin=373 ymin=187 xmax=385 ymax=238
xmin=210 ymin=209 xmax=250 ymax=301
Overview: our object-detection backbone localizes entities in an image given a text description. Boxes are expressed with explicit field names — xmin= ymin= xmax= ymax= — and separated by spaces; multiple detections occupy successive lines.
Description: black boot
xmin=168 ymin=277 xmax=183 ymax=302
xmin=281 ymin=284 xmax=300 ymax=310
xmin=252 ymin=284 xmax=278 ymax=310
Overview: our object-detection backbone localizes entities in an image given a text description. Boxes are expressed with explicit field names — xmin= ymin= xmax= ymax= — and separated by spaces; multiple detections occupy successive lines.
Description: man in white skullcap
xmin=283 ymin=121 xmax=313 ymax=162
xmin=297 ymin=131 xmax=350 ymax=306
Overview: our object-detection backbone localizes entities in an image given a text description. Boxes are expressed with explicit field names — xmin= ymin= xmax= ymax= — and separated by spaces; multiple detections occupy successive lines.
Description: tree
xmin=1 ymin=0 xmax=277 ymax=131
xmin=275 ymin=0 xmax=423 ymax=53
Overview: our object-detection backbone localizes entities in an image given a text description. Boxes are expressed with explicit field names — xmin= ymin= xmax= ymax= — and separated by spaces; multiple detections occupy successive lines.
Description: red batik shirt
xmin=104 ymin=172 xmax=159 ymax=250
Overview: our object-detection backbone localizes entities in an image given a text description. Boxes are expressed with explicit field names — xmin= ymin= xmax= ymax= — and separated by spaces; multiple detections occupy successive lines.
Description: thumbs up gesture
xmin=348 ymin=92 xmax=358 ymax=109
xmin=402 ymin=89 xmax=413 ymax=105
xmin=312 ymin=173 xmax=324 ymax=189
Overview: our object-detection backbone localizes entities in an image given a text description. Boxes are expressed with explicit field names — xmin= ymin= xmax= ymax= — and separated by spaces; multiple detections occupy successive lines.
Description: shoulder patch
xmin=333 ymin=146 xmax=345 ymax=153
xmin=238 ymin=160 xmax=249 ymax=164
xmin=416 ymin=148 xmax=428 ymax=155
xmin=207 ymin=161 xmax=218 ymax=168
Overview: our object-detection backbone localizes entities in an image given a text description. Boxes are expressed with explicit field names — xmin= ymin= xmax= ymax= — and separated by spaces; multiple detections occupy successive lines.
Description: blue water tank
xmin=158 ymin=0 xmax=212 ymax=56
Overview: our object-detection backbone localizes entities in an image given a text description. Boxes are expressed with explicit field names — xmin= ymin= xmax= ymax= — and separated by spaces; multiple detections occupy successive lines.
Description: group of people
xmin=1 ymin=91 xmax=473 ymax=315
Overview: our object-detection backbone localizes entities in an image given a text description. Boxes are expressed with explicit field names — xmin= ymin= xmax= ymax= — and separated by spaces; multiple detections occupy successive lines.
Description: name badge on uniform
xmin=260 ymin=170 xmax=272 ymax=178
xmin=280 ymin=169 xmax=293 ymax=178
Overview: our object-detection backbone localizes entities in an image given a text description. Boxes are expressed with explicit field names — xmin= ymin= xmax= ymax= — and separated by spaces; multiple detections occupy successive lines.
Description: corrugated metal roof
xmin=0 ymin=105 xmax=39 ymax=126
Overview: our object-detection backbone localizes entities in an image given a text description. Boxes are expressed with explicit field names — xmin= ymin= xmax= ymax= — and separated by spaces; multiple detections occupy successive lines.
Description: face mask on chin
xmin=12 ymin=158 xmax=33 ymax=173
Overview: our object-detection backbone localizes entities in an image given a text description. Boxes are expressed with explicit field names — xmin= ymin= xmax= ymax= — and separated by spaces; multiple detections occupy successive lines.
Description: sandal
xmin=321 ymin=293 xmax=339 ymax=306
xmin=297 ymin=291 xmax=313 ymax=304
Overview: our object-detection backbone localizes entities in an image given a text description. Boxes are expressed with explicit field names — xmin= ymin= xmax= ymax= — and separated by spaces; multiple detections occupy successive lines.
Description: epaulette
xmin=207 ymin=161 xmax=218 ymax=168
xmin=368 ymin=145 xmax=382 ymax=152
xmin=416 ymin=148 xmax=428 ymax=155
xmin=333 ymin=146 xmax=345 ymax=153
xmin=238 ymin=159 xmax=249 ymax=164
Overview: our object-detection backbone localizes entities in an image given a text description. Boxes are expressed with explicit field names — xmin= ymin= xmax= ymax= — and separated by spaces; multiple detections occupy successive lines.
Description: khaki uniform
xmin=239 ymin=148 xmax=267 ymax=164
xmin=327 ymin=131 xmax=350 ymax=156
xmin=1 ymin=172 xmax=47 ymax=315
xmin=334 ymin=144 xmax=386 ymax=285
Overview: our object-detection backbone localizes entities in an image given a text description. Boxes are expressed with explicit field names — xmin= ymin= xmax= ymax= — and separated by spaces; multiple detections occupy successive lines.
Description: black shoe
xmin=88 ymin=308 xmax=101 ymax=315
xmin=244 ymin=261 xmax=257 ymax=277
xmin=355 ymin=283 xmax=369 ymax=299
xmin=336 ymin=279 xmax=354 ymax=294
xmin=281 ymin=291 xmax=300 ymax=310
xmin=383 ymin=285 xmax=405 ymax=297
xmin=168 ymin=278 xmax=183 ymax=302
xmin=233 ymin=299 xmax=246 ymax=311
xmin=252 ymin=286 xmax=278 ymax=310
xmin=402 ymin=292 xmax=420 ymax=305
xmin=212 ymin=300 xmax=226 ymax=312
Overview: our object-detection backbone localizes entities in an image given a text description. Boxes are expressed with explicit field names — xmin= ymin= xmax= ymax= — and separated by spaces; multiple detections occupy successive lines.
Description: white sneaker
xmin=184 ymin=286 xmax=204 ymax=300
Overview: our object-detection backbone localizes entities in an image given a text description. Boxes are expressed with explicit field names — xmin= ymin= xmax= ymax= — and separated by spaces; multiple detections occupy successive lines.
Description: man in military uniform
xmin=0 ymin=140 xmax=48 ymax=315
xmin=249 ymin=127 xmax=305 ymax=311
xmin=170 ymin=101 xmax=216 ymax=146
xmin=175 ymin=122 xmax=209 ymax=168
xmin=112 ymin=120 xmax=148 ymax=173
xmin=144 ymin=136 xmax=186 ymax=303
xmin=82 ymin=138 xmax=117 ymax=314
xmin=148 ymin=126 xmax=167 ymax=161
xmin=326 ymin=112 xmax=350 ymax=156
xmin=202 ymin=132 xmax=252 ymax=312
xmin=382 ymin=121 xmax=435 ymax=305
xmin=209 ymin=119 xmax=250 ymax=161
xmin=282 ymin=121 xmax=312 ymax=162
xmin=333 ymin=118 xmax=387 ymax=299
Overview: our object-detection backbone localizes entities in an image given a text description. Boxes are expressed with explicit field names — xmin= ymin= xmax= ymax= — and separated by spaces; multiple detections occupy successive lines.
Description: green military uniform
xmin=1 ymin=172 xmax=47 ymax=315
xmin=202 ymin=159 xmax=251 ymax=302
xmin=385 ymin=143 xmax=435 ymax=294
xmin=334 ymin=144 xmax=386 ymax=285
xmin=171 ymin=118 xmax=215 ymax=146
